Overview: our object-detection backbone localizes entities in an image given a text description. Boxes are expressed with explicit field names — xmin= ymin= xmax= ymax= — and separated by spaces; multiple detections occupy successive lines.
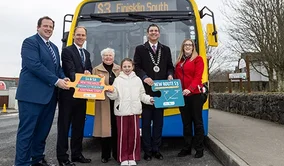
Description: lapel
xmin=50 ymin=42 xmax=60 ymax=67
xmin=157 ymin=42 xmax=163 ymax=52
xmin=112 ymin=63 xmax=121 ymax=77
xmin=36 ymin=34 xmax=50 ymax=54
xmin=144 ymin=41 xmax=155 ymax=55
xmin=144 ymin=41 xmax=163 ymax=55
xmin=96 ymin=63 xmax=107 ymax=73
xmin=35 ymin=34 xmax=57 ymax=67
xmin=96 ymin=63 xmax=120 ymax=77
xmin=71 ymin=44 xmax=84 ymax=68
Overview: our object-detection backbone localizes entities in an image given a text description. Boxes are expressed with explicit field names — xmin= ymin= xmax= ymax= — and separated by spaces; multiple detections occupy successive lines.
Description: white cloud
xmin=0 ymin=0 xmax=226 ymax=77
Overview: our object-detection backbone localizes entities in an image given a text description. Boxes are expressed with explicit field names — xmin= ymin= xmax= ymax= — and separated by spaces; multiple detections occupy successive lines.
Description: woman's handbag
xmin=200 ymin=83 xmax=209 ymax=104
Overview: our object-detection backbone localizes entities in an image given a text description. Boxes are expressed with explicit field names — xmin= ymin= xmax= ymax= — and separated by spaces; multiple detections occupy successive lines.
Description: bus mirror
xmin=61 ymin=31 xmax=69 ymax=49
xmin=206 ymin=24 xmax=218 ymax=47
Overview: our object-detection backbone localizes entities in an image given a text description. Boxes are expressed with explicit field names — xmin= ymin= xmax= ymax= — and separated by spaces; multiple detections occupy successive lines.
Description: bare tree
xmin=209 ymin=68 xmax=234 ymax=82
xmin=204 ymin=29 xmax=238 ymax=80
xmin=223 ymin=0 xmax=284 ymax=91
xmin=206 ymin=42 xmax=237 ymax=75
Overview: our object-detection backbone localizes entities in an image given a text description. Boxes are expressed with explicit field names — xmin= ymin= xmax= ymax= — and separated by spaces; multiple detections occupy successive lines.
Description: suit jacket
xmin=16 ymin=34 xmax=65 ymax=104
xmin=134 ymin=41 xmax=174 ymax=98
xmin=60 ymin=44 xmax=93 ymax=99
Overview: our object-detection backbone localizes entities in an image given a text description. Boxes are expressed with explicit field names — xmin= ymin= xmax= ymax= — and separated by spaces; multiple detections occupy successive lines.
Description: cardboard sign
xmin=152 ymin=79 xmax=185 ymax=108
xmin=67 ymin=73 xmax=113 ymax=100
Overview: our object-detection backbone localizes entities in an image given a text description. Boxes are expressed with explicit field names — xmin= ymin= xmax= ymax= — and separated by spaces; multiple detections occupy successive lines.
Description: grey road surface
xmin=0 ymin=111 xmax=222 ymax=166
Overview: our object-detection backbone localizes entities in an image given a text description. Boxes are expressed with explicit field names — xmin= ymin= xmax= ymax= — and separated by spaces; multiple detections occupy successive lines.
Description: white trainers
xmin=129 ymin=160 xmax=137 ymax=166
xmin=121 ymin=160 xmax=129 ymax=166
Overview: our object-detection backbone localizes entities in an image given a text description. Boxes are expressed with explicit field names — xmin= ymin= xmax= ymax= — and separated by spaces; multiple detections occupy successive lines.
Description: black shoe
xmin=143 ymin=153 xmax=152 ymax=161
xmin=194 ymin=150 xmax=204 ymax=158
xmin=178 ymin=149 xmax=191 ymax=157
xmin=101 ymin=158 xmax=109 ymax=163
xmin=112 ymin=154 xmax=117 ymax=161
xmin=32 ymin=158 xmax=50 ymax=166
xmin=153 ymin=152 xmax=163 ymax=160
xmin=58 ymin=159 xmax=76 ymax=166
xmin=71 ymin=155 xmax=91 ymax=163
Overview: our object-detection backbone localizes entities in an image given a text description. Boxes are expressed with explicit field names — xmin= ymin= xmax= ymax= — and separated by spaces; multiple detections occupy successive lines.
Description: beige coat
xmin=92 ymin=63 xmax=120 ymax=137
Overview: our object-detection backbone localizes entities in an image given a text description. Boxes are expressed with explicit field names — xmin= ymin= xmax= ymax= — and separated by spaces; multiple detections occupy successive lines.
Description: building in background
xmin=0 ymin=77 xmax=18 ymax=109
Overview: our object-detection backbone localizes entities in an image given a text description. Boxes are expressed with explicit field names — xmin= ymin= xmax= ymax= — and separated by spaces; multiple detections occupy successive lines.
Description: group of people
xmin=14 ymin=16 xmax=206 ymax=166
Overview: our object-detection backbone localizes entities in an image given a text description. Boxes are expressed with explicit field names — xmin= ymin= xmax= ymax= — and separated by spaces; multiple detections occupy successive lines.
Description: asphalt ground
xmin=0 ymin=111 xmax=222 ymax=166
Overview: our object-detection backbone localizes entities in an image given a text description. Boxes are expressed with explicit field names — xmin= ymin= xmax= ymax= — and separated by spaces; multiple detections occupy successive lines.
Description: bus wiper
xmin=128 ymin=11 xmax=194 ymax=22
xmin=86 ymin=11 xmax=194 ymax=23
xmin=149 ymin=18 xmax=189 ymax=22
xmin=90 ymin=13 xmax=144 ymax=22
xmin=90 ymin=14 xmax=114 ymax=22
xmin=128 ymin=13 xmax=154 ymax=20
xmin=149 ymin=16 xmax=192 ymax=22
xmin=78 ymin=14 xmax=115 ymax=22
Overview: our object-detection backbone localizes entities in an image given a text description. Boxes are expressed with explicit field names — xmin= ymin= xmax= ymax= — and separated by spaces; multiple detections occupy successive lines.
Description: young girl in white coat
xmin=107 ymin=58 xmax=154 ymax=166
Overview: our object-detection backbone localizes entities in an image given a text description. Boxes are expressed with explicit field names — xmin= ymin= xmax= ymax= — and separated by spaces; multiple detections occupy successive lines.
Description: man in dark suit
xmin=133 ymin=24 xmax=174 ymax=161
xmin=15 ymin=16 xmax=69 ymax=166
xmin=56 ymin=26 xmax=92 ymax=166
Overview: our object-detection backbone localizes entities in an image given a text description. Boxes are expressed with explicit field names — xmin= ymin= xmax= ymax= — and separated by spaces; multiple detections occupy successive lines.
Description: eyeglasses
xmin=183 ymin=43 xmax=193 ymax=47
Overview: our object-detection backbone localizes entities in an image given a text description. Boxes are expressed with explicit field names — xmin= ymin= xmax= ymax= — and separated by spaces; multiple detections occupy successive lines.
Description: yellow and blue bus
xmin=62 ymin=0 xmax=218 ymax=137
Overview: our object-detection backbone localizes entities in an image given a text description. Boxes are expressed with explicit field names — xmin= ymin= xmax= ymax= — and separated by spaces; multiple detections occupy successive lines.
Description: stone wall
xmin=209 ymin=81 xmax=273 ymax=93
xmin=209 ymin=93 xmax=284 ymax=124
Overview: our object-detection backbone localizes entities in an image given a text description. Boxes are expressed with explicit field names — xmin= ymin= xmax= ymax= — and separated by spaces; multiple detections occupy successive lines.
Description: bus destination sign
xmin=94 ymin=0 xmax=177 ymax=13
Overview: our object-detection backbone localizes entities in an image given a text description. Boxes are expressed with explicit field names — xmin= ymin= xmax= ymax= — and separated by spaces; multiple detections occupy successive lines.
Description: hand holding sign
xmin=67 ymin=73 xmax=113 ymax=100
xmin=151 ymin=79 xmax=184 ymax=108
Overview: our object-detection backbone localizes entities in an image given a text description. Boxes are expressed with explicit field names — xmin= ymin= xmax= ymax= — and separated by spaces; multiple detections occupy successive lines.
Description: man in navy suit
xmin=15 ymin=16 xmax=70 ymax=166
xmin=56 ymin=26 xmax=92 ymax=166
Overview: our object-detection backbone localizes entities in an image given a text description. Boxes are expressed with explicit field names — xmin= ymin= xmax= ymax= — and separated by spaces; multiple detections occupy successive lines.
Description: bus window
xmin=78 ymin=20 xmax=197 ymax=67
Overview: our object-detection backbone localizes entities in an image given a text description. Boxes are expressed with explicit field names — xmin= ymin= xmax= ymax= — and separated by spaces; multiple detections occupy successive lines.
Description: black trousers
xmin=142 ymin=107 xmax=164 ymax=154
xmin=101 ymin=100 xmax=117 ymax=160
xmin=56 ymin=98 xmax=87 ymax=161
xmin=179 ymin=94 xmax=204 ymax=151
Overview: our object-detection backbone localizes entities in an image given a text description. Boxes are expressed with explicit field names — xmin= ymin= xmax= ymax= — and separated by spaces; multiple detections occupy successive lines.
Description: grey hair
xmin=101 ymin=47 xmax=115 ymax=58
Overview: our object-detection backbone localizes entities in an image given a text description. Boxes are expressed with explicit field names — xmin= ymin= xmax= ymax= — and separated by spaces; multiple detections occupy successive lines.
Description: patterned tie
xmin=152 ymin=45 xmax=156 ymax=53
xmin=46 ymin=42 xmax=57 ymax=65
xmin=79 ymin=48 xmax=85 ymax=67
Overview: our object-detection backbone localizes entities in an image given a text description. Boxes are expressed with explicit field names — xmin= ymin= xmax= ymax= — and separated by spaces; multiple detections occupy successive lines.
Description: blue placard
xmin=151 ymin=79 xmax=185 ymax=108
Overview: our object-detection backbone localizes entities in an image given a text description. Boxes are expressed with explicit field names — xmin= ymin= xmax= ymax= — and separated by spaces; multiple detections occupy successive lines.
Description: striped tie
xmin=152 ymin=45 xmax=156 ymax=53
xmin=46 ymin=42 xmax=57 ymax=65
xmin=79 ymin=48 xmax=85 ymax=67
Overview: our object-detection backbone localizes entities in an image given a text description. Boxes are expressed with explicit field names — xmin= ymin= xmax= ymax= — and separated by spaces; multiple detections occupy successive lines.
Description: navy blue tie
xmin=79 ymin=48 xmax=85 ymax=67
xmin=46 ymin=42 xmax=57 ymax=65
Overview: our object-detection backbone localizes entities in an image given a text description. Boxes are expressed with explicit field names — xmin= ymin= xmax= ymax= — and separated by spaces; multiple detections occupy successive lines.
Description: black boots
xmin=177 ymin=149 xmax=203 ymax=158
xmin=177 ymin=149 xmax=192 ymax=157
xmin=194 ymin=150 xmax=204 ymax=158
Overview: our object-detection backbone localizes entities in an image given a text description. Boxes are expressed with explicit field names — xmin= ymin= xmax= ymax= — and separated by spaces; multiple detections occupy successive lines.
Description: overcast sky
xmin=0 ymin=0 xmax=225 ymax=77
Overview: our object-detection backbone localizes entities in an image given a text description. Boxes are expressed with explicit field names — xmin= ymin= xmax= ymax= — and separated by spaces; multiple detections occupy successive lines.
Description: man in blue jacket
xmin=15 ymin=16 xmax=69 ymax=166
